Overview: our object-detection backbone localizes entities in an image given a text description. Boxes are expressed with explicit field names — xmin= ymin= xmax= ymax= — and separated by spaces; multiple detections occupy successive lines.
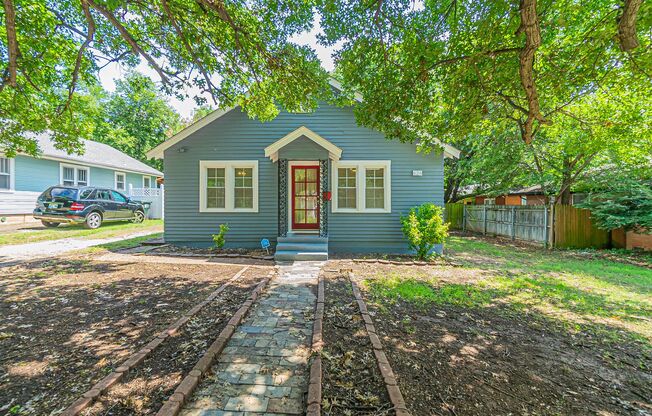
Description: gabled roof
xmin=146 ymin=78 xmax=460 ymax=159
xmin=264 ymin=126 xmax=342 ymax=162
xmin=31 ymin=133 xmax=162 ymax=176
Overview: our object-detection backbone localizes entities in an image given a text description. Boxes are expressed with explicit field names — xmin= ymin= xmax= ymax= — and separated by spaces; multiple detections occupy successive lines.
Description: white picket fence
xmin=129 ymin=185 xmax=164 ymax=219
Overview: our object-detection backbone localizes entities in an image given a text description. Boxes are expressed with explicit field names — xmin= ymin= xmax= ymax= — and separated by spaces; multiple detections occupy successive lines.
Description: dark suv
xmin=33 ymin=186 xmax=146 ymax=229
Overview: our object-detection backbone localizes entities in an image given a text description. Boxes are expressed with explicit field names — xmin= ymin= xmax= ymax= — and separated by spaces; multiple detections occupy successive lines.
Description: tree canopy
xmin=318 ymin=0 xmax=651 ymax=148
xmin=91 ymin=71 xmax=181 ymax=169
xmin=1 ymin=0 xmax=329 ymax=156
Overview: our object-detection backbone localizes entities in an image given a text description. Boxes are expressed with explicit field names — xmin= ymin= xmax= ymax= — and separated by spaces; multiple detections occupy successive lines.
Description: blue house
xmin=1 ymin=134 xmax=162 ymax=222
xmin=147 ymin=83 xmax=459 ymax=260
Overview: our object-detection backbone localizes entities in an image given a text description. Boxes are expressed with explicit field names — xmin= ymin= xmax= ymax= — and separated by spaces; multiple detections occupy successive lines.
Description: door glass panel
xmin=294 ymin=169 xmax=305 ymax=181
xmin=295 ymin=197 xmax=306 ymax=209
xmin=306 ymin=197 xmax=317 ymax=209
xmin=306 ymin=168 xmax=317 ymax=181
xmin=306 ymin=210 xmax=317 ymax=223
xmin=295 ymin=183 xmax=305 ymax=196
xmin=294 ymin=210 xmax=305 ymax=224
xmin=306 ymin=183 xmax=317 ymax=195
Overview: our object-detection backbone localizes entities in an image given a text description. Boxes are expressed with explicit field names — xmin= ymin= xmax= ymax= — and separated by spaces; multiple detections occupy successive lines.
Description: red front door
xmin=292 ymin=166 xmax=320 ymax=230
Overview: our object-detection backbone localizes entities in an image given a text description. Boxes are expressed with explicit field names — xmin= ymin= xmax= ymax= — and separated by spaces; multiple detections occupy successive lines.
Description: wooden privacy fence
xmin=444 ymin=203 xmax=610 ymax=249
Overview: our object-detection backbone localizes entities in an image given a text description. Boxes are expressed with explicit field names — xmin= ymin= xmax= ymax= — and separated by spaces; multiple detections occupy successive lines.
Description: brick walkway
xmin=180 ymin=261 xmax=322 ymax=415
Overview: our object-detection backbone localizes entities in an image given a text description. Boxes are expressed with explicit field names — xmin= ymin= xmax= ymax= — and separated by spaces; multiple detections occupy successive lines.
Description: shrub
xmin=212 ymin=223 xmax=230 ymax=249
xmin=400 ymin=203 xmax=449 ymax=259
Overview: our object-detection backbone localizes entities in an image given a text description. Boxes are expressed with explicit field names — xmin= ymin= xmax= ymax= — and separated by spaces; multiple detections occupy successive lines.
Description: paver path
xmin=181 ymin=261 xmax=322 ymax=415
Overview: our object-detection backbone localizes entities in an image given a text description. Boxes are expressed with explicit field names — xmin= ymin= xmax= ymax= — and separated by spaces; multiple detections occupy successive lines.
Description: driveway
xmin=0 ymin=230 xmax=157 ymax=266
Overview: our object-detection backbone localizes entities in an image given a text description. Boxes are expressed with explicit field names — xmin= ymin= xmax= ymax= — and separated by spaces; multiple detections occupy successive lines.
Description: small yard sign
xmin=260 ymin=238 xmax=271 ymax=254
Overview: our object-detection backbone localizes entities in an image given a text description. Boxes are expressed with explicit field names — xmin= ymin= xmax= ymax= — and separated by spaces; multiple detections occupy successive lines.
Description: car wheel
xmin=41 ymin=221 xmax=60 ymax=228
xmin=84 ymin=212 xmax=102 ymax=229
xmin=132 ymin=210 xmax=145 ymax=224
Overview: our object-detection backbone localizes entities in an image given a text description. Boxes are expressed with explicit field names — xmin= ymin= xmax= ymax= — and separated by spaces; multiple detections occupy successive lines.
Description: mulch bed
xmin=0 ymin=259 xmax=255 ymax=415
xmin=350 ymin=272 xmax=652 ymax=415
xmin=82 ymin=268 xmax=266 ymax=415
xmin=321 ymin=271 xmax=393 ymax=415
xmin=149 ymin=245 xmax=272 ymax=259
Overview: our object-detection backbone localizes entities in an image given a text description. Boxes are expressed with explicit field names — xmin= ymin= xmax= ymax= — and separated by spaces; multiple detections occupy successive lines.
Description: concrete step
xmin=276 ymin=242 xmax=328 ymax=252
xmin=274 ymin=250 xmax=329 ymax=261
xmin=277 ymin=235 xmax=328 ymax=244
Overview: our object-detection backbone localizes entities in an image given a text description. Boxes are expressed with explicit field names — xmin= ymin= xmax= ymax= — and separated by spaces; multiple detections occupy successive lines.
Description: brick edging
xmin=306 ymin=273 xmax=325 ymax=415
xmin=61 ymin=266 xmax=251 ymax=416
xmin=349 ymin=275 xmax=411 ymax=416
xmin=155 ymin=270 xmax=275 ymax=416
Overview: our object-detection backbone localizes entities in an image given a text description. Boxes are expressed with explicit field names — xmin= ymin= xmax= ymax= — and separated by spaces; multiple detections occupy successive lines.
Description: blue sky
xmin=98 ymin=21 xmax=336 ymax=118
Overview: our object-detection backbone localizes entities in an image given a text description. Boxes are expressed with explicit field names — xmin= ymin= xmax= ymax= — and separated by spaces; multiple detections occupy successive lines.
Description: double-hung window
xmin=61 ymin=164 xmax=89 ymax=186
xmin=332 ymin=161 xmax=391 ymax=213
xmin=115 ymin=172 xmax=126 ymax=190
xmin=200 ymin=161 xmax=258 ymax=212
xmin=0 ymin=156 xmax=13 ymax=190
xmin=143 ymin=176 xmax=152 ymax=188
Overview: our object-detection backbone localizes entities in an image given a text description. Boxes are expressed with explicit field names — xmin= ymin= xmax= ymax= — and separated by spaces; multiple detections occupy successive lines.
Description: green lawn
xmin=82 ymin=232 xmax=164 ymax=254
xmin=0 ymin=220 xmax=163 ymax=246
xmin=365 ymin=235 xmax=652 ymax=348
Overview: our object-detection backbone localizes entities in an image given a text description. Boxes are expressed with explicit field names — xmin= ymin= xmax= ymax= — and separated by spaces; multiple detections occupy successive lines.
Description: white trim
xmin=143 ymin=176 xmax=152 ymax=188
xmin=0 ymin=153 xmax=15 ymax=192
xmin=199 ymin=160 xmax=259 ymax=213
xmin=33 ymin=154 xmax=161 ymax=177
xmin=114 ymin=171 xmax=126 ymax=191
xmin=264 ymin=126 xmax=343 ymax=162
xmin=331 ymin=160 xmax=392 ymax=214
xmin=146 ymin=107 xmax=235 ymax=159
xmin=145 ymin=78 xmax=460 ymax=160
xmin=287 ymin=160 xmax=321 ymax=233
xmin=59 ymin=163 xmax=90 ymax=186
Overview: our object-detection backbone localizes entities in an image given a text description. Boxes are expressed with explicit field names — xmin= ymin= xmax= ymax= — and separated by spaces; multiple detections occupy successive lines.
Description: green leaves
xmin=1 ymin=0 xmax=329 ymax=155
xmin=400 ymin=203 xmax=449 ymax=259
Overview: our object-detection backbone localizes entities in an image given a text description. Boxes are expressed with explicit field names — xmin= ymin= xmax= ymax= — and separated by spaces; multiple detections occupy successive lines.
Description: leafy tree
xmin=1 ymin=0 xmax=329 ymax=155
xmin=92 ymin=72 xmax=181 ymax=169
xmin=318 ymin=0 xmax=651 ymax=151
xmin=578 ymin=175 xmax=652 ymax=232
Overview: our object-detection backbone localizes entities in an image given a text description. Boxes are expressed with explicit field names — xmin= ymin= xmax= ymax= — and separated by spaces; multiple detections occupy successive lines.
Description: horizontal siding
xmin=0 ymin=191 xmax=40 ymax=214
xmin=164 ymin=103 xmax=444 ymax=253
xmin=14 ymin=156 xmax=59 ymax=192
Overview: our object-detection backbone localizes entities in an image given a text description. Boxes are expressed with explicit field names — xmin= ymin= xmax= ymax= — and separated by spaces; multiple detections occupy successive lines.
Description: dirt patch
xmin=82 ymin=268 xmax=267 ymax=415
xmin=0 ymin=259 xmax=266 ymax=415
xmin=150 ymin=244 xmax=272 ymax=258
xmin=339 ymin=261 xmax=652 ymax=416
xmin=321 ymin=270 xmax=393 ymax=415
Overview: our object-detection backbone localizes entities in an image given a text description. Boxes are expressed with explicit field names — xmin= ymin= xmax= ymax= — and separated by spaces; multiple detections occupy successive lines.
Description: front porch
xmin=266 ymin=126 xmax=341 ymax=261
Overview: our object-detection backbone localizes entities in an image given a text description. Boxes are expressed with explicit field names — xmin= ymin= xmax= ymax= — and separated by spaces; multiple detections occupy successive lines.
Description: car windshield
xmin=45 ymin=187 xmax=79 ymax=200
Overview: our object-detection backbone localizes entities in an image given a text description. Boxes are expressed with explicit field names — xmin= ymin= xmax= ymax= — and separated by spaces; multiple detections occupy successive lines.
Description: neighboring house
xmin=0 ymin=134 xmax=162 ymax=222
xmin=146 ymin=82 xmax=460 ymax=260
xmin=475 ymin=185 xmax=549 ymax=206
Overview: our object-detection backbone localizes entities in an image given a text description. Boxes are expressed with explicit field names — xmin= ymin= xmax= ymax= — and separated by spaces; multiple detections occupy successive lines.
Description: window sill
xmin=200 ymin=208 xmax=259 ymax=213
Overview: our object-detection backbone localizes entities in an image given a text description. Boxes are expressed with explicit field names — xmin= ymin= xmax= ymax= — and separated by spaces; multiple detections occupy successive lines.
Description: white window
xmin=484 ymin=198 xmax=496 ymax=205
xmin=332 ymin=161 xmax=391 ymax=213
xmin=60 ymin=164 xmax=90 ymax=186
xmin=143 ymin=176 xmax=152 ymax=188
xmin=0 ymin=156 xmax=14 ymax=191
xmin=521 ymin=196 xmax=528 ymax=205
xmin=115 ymin=172 xmax=126 ymax=190
xmin=199 ymin=161 xmax=258 ymax=212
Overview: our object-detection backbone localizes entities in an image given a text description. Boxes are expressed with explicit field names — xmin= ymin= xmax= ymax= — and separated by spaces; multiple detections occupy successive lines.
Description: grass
xmin=0 ymin=220 xmax=163 ymax=246
xmin=365 ymin=235 xmax=652 ymax=347
xmin=83 ymin=232 xmax=164 ymax=254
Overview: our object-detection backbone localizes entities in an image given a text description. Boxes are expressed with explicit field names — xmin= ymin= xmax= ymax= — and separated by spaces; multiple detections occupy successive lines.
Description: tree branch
xmin=617 ymin=0 xmax=642 ymax=51
xmin=429 ymin=47 xmax=520 ymax=69
xmin=60 ymin=0 xmax=96 ymax=114
xmin=2 ymin=0 xmax=19 ymax=87
xmin=516 ymin=0 xmax=550 ymax=144
xmin=86 ymin=0 xmax=170 ymax=84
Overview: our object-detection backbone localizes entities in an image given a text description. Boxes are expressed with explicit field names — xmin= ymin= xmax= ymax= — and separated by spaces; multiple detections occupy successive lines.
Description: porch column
xmin=319 ymin=159 xmax=328 ymax=237
xmin=278 ymin=158 xmax=288 ymax=237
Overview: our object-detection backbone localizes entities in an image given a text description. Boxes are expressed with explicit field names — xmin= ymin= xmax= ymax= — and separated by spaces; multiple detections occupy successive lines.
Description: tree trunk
xmin=618 ymin=0 xmax=642 ymax=51
xmin=556 ymin=157 xmax=573 ymax=205
xmin=3 ymin=0 xmax=19 ymax=86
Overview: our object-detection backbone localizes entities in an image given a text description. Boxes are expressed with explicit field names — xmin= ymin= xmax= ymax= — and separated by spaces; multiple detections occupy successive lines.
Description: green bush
xmin=400 ymin=203 xmax=449 ymax=259
xmin=212 ymin=223 xmax=230 ymax=249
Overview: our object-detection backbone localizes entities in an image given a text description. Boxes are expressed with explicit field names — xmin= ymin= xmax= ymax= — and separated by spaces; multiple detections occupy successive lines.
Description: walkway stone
xmin=180 ymin=261 xmax=322 ymax=415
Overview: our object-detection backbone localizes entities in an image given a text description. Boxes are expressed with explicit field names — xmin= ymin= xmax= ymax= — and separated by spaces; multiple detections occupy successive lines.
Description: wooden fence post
xmin=511 ymin=206 xmax=516 ymax=240
xmin=462 ymin=204 xmax=467 ymax=232
xmin=483 ymin=205 xmax=487 ymax=235
xmin=543 ymin=204 xmax=548 ymax=249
